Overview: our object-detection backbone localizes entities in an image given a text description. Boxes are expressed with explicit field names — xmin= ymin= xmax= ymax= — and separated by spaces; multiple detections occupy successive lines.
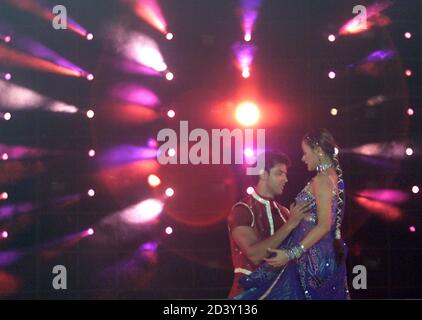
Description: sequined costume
xmin=227 ymin=191 xmax=289 ymax=299
xmin=234 ymin=178 xmax=349 ymax=300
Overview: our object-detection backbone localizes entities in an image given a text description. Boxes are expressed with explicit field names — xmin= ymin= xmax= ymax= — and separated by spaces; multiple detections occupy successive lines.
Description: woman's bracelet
xmin=285 ymin=244 xmax=306 ymax=261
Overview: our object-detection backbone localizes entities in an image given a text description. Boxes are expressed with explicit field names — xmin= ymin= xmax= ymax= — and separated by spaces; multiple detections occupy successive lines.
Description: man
xmin=227 ymin=151 xmax=310 ymax=298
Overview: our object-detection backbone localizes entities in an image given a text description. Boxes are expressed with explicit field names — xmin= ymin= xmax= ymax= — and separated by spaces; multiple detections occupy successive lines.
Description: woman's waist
xmin=300 ymin=212 xmax=337 ymax=227
xmin=285 ymin=223 xmax=336 ymax=244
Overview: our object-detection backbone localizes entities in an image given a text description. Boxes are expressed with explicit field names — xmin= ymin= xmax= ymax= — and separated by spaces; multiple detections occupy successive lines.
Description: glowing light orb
xmin=235 ymin=102 xmax=260 ymax=127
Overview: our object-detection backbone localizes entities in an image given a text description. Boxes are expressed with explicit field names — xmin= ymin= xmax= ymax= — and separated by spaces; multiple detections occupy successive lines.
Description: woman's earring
xmin=318 ymin=153 xmax=324 ymax=165
xmin=316 ymin=155 xmax=323 ymax=172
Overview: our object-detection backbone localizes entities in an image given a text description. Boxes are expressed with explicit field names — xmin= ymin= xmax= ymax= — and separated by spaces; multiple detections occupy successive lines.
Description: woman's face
xmin=301 ymin=141 xmax=319 ymax=171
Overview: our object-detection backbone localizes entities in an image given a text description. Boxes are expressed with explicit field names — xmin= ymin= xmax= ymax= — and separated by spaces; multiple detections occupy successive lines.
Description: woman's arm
xmin=299 ymin=174 xmax=333 ymax=250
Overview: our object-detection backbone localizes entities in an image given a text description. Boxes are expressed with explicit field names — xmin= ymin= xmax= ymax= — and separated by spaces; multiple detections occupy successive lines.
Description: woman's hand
xmin=264 ymin=248 xmax=289 ymax=268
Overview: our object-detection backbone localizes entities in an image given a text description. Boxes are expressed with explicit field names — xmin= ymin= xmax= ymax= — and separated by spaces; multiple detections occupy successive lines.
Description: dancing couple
xmin=227 ymin=129 xmax=350 ymax=300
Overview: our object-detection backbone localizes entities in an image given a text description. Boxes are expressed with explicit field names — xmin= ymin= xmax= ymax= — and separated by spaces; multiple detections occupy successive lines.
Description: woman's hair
xmin=303 ymin=129 xmax=346 ymax=264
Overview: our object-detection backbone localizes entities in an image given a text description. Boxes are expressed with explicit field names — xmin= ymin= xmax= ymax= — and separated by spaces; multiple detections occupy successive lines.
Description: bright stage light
xmin=334 ymin=147 xmax=339 ymax=155
xmin=3 ymin=112 xmax=11 ymax=121
xmin=405 ymin=147 xmax=413 ymax=156
xmin=1 ymin=192 xmax=8 ymax=200
xmin=168 ymin=148 xmax=176 ymax=157
xmin=132 ymin=0 xmax=168 ymax=34
xmin=328 ymin=34 xmax=336 ymax=42
xmin=4 ymin=35 xmax=11 ymax=43
xmin=87 ymin=189 xmax=95 ymax=197
xmin=405 ymin=69 xmax=412 ymax=77
xmin=407 ymin=108 xmax=414 ymax=116
xmin=246 ymin=187 xmax=254 ymax=195
xmin=244 ymin=148 xmax=254 ymax=158
xmin=87 ymin=228 xmax=95 ymax=236
xmin=4 ymin=73 xmax=11 ymax=81
xmin=86 ymin=73 xmax=94 ymax=81
xmin=328 ymin=71 xmax=336 ymax=79
xmin=86 ymin=110 xmax=95 ymax=119
xmin=240 ymin=0 xmax=261 ymax=47
xmin=121 ymin=33 xmax=168 ymax=72
xmin=404 ymin=32 xmax=412 ymax=39
xmin=148 ymin=174 xmax=161 ymax=188
xmin=165 ymin=226 xmax=173 ymax=235
xmin=0 ymin=81 xmax=78 ymax=113
xmin=148 ymin=138 xmax=158 ymax=148
xmin=88 ymin=149 xmax=96 ymax=157
xmin=330 ymin=108 xmax=338 ymax=116
xmin=165 ymin=71 xmax=174 ymax=81
xmin=412 ymin=186 xmax=419 ymax=194
xmin=234 ymin=42 xmax=255 ymax=81
xmin=86 ymin=33 xmax=94 ymax=41
xmin=2 ymin=153 xmax=8 ymax=161
xmin=409 ymin=226 xmax=416 ymax=233
xmin=166 ymin=32 xmax=173 ymax=40
xmin=235 ymin=102 xmax=260 ymax=127
xmin=0 ymin=38 xmax=86 ymax=77
xmin=1 ymin=231 xmax=8 ymax=239
xmin=167 ymin=109 xmax=175 ymax=118
xmin=122 ymin=198 xmax=164 ymax=224
xmin=165 ymin=188 xmax=174 ymax=197
xmin=242 ymin=68 xmax=250 ymax=78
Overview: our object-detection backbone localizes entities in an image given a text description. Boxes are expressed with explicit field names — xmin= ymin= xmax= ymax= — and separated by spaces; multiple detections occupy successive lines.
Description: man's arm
xmin=231 ymin=202 xmax=310 ymax=265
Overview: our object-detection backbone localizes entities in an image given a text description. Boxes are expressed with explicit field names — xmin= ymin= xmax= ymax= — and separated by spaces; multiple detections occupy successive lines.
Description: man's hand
xmin=264 ymin=248 xmax=289 ymax=268
xmin=286 ymin=201 xmax=311 ymax=229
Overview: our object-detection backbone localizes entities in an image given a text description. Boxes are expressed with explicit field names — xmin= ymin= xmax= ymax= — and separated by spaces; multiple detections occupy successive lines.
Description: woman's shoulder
xmin=310 ymin=172 xmax=336 ymax=192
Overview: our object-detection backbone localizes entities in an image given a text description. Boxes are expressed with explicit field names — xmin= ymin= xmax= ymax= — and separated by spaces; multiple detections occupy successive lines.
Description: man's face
xmin=265 ymin=163 xmax=288 ymax=196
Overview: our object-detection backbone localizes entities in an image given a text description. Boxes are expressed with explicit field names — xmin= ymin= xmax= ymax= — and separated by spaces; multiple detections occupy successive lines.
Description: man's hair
xmin=252 ymin=151 xmax=291 ymax=185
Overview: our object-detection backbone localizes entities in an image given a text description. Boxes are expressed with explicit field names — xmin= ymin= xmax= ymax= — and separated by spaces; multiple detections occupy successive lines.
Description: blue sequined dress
xmin=234 ymin=178 xmax=349 ymax=300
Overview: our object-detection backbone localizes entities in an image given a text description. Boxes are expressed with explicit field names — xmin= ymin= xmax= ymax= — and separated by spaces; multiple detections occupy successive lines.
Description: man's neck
xmin=255 ymin=184 xmax=274 ymax=200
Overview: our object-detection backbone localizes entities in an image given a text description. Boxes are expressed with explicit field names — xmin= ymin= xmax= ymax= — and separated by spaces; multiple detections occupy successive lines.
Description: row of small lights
xmin=165 ymin=32 xmax=175 ymax=81
xmin=329 ymin=107 xmax=415 ymax=117
xmin=1 ymin=109 xmax=96 ymax=122
xmin=0 ymin=32 xmax=98 ymax=239
xmin=327 ymin=31 xmax=413 ymax=42
xmin=2 ymin=36 xmax=94 ymax=81
xmin=327 ymin=29 xmax=416 ymax=158
xmin=327 ymin=31 xmax=416 ymax=118
xmin=149 ymin=29 xmax=175 ymax=232
xmin=83 ymin=30 xmax=174 ymax=238
xmin=149 ymin=34 xmax=175 ymax=232
xmin=0 ymin=189 xmax=96 ymax=239
xmin=1 ymin=32 xmax=95 ymax=121
xmin=326 ymin=32 xmax=420 ymax=234
xmin=140 ymin=31 xmax=176 ymax=236
xmin=147 ymin=173 xmax=174 ymax=235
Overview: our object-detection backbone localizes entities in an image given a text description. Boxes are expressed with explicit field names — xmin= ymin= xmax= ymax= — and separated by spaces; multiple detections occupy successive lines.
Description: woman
xmin=234 ymin=129 xmax=350 ymax=300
